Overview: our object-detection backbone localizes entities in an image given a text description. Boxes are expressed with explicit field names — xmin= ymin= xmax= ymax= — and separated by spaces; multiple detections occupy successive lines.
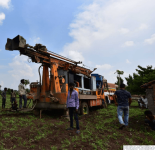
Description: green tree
xmin=14 ymin=90 xmax=19 ymax=96
xmin=24 ymin=80 xmax=30 ymax=88
xmin=26 ymin=88 xmax=30 ymax=93
xmin=7 ymin=88 xmax=11 ymax=94
xmin=114 ymin=70 xmax=124 ymax=89
xmin=125 ymin=65 xmax=155 ymax=95
xmin=115 ymin=76 xmax=124 ymax=90
xmin=0 ymin=85 xmax=1 ymax=94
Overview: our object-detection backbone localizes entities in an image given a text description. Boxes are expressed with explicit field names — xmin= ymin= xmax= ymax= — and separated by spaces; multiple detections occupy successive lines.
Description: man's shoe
xmin=76 ymin=130 xmax=80 ymax=134
xmin=119 ymin=124 xmax=125 ymax=130
xmin=144 ymin=123 xmax=149 ymax=126
xmin=66 ymin=127 xmax=73 ymax=130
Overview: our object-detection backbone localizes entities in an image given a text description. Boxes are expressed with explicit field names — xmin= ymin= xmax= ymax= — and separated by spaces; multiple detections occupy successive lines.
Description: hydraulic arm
xmin=5 ymin=35 xmax=97 ymax=104
xmin=5 ymin=35 xmax=96 ymax=77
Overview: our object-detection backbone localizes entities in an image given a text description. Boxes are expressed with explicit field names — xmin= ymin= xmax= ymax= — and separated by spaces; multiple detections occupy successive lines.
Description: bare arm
xmin=129 ymin=98 xmax=132 ymax=106
xmin=1 ymin=92 xmax=4 ymax=99
xmin=66 ymin=94 xmax=68 ymax=109
xmin=75 ymin=92 xmax=79 ymax=110
xmin=146 ymin=115 xmax=154 ymax=122
xmin=113 ymin=95 xmax=118 ymax=106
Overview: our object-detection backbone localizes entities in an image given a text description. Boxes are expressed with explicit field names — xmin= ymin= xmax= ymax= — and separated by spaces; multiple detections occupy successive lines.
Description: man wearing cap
xmin=18 ymin=79 xmax=27 ymax=109
xmin=66 ymin=82 xmax=80 ymax=134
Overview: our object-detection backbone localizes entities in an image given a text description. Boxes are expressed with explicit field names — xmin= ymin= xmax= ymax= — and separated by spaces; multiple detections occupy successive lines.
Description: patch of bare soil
xmin=0 ymin=106 xmax=155 ymax=150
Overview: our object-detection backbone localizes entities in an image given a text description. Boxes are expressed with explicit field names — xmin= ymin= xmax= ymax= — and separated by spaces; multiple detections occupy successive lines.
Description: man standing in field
xmin=66 ymin=82 xmax=80 ymax=134
xmin=140 ymin=95 xmax=148 ymax=109
xmin=10 ymin=89 xmax=16 ymax=104
xmin=113 ymin=84 xmax=132 ymax=129
xmin=1 ymin=87 xmax=7 ymax=110
xmin=18 ymin=79 xmax=27 ymax=109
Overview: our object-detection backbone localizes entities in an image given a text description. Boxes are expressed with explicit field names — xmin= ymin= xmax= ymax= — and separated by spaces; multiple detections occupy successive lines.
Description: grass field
xmin=0 ymin=95 xmax=154 ymax=150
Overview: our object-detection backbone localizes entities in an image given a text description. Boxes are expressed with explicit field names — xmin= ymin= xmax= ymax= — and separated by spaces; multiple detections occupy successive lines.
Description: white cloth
xmin=18 ymin=83 xmax=26 ymax=95
xmin=140 ymin=98 xmax=148 ymax=108
xmin=142 ymin=98 xmax=148 ymax=105
xmin=140 ymin=103 xmax=147 ymax=108
xmin=11 ymin=92 xmax=16 ymax=98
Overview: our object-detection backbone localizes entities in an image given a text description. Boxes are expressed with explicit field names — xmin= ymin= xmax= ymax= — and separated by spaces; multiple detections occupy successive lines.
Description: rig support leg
xmin=40 ymin=109 xmax=43 ymax=119
xmin=62 ymin=109 xmax=70 ymax=121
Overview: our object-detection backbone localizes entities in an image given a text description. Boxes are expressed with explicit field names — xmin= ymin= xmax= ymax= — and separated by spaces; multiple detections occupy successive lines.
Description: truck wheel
xmin=102 ymin=99 xmax=107 ymax=108
xmin=78 ymin=107 xmax=81 ymax=115
xmin=105 ymin=96 xmax=109 ymax=104
xmin=81 ymin=102 xmax=89 ymax=115
xmin=104 ymin=100 xmax=107 ymax=108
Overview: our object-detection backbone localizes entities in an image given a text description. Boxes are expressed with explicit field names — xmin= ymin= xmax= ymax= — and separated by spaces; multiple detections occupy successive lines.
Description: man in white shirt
xmin=140 ymin=95 xmax=148 ymax=108
xmin=138 ymin=96 xmax=142 ymax=107
xmin=18 ymin=79 xmax=27 ymax=109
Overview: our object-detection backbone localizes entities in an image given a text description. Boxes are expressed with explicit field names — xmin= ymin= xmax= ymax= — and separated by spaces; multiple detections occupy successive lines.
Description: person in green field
xmin=10 ymin=89 xmax=16 ymax=104
xmin=113 ymin=84 xmax=132 ymax=130
xmin=1 ymin=87 xmax=7 ymax=109
xmin=12 ymin=100 xmax=18 ymax=111
xmin=66 ymin=82 xmax=80 ymax=134
xmin=18 ymin=79 xmax=27 ymax=109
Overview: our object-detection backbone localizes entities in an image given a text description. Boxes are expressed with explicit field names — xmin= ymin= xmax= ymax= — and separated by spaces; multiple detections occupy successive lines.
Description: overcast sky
xmin=0 ymin=0 xmax=155 ymax=90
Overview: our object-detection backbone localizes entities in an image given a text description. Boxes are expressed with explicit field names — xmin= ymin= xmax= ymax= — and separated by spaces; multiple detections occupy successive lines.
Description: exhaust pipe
xmin=5 ymin=35 xmax=26 ymax=51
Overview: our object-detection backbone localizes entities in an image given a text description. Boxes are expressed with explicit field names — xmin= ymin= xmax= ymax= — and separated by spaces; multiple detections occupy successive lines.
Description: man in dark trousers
xmin=10 ymin=89 xmax=16 ymax=104
xmin=12 ymin=100 xmax=18 ymax=111
xmin=113 ymin=84 xmax=132 ymax=129
xmin=18 ymin=79 xmax=27 ymax=109
xmin=1 ymin=88 xmax=7 ymax=109
xmin=66 ymin=82 xmax=80 ymax=134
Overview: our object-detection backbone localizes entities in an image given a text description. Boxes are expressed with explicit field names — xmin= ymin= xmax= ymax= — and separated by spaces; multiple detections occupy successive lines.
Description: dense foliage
xmin=114 ymin=70 xmax=124 ymax=90
xmin=115 ymin=76 xmax=124 ymax=90
xmin=125 ymin=65 xmax=155 ymax=95
xmin=116 ymin=70 xmax=124 ymax=75
xmin=0 ymin=79 xmax=30 ymax=95
xmin=24 ymin=79 xmax=30 ymax=87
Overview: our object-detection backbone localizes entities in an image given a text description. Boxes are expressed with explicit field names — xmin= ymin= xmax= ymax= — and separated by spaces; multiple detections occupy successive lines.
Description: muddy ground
xmin=0 ymin=101 xmax=154 ymax=150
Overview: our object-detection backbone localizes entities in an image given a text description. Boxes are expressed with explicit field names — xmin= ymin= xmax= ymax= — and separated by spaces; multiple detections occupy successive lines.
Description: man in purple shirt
xmin=66 ymin=82 xmax=80 ymax=134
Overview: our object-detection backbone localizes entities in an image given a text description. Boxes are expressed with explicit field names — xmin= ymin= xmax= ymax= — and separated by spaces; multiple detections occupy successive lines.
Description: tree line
xmin=0 ymin=66 xmax=154 ymax=96
xmin=115 ymin=65 xmax=155 ymax=95
xmin=0 ymin=80 xmax=30 ymax=95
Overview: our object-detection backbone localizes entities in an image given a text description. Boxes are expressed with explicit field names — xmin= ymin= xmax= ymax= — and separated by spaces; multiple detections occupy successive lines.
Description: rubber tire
xmin=102 ymin=99 xmax=107 ymax=108
xmin=80 ymin=102 xmax=89 ymax=115
xmin=104 ymin=100 xmax=107 ymax=108
xmin=78 ymin=107 xmax=81 ymax=115
xmin=101 ymin=99 xmax=105 ymax=108
xmin=105 ymin=96 xmax=109 ymax=104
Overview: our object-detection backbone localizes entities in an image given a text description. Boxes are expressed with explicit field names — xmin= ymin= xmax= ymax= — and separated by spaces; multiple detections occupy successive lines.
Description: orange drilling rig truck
xmin=5 ymin=35 xmax=109 ymax=115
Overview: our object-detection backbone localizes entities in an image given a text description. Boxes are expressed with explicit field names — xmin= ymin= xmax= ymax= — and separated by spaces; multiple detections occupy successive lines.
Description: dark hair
xmin=120 ymin=84 xmax=125 ymax=88
xmin=144 ymin=110 xmax=152 ymax=116
xmin=11 ymin=89 xmax=13 ymax=92
xmin=4 ymin=87 xmax=7 ymax=90
xmin=21 ymin=79 xmax=24 ymax=83
xmin=69 ymin=82 xmax=75 ymax=87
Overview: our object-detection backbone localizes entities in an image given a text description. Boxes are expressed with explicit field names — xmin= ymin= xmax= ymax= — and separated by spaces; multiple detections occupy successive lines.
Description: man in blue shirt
xmin=114 ymin=84 xmax=132 ymax=129
xmin=66 ymin=82 xmax=80 ymax=134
